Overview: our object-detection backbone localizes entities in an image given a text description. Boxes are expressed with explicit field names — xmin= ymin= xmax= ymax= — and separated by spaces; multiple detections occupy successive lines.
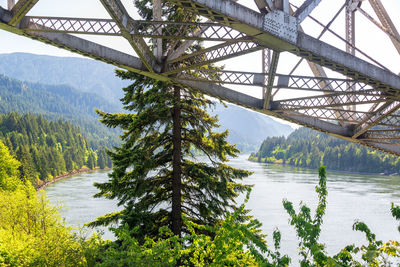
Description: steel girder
xmin=166 ymin=41 xmax=261 ymax=74
xmin=23 ymin=16 xmax=248 ymax=42
xmin=8 ymin=0 xmax=38 ymax=26
xmin=368 ymin=0 xmax=400 ymax=55
xmin=1 ymin=0 xmax=400 ymax=156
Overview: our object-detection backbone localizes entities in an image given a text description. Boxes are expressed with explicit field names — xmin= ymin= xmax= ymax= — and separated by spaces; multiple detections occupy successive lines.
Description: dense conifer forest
xmin=0 ymin=113 xmax=112 ymax=187
xmin=250 ymin=127 xmax=400 ymax=174
xmin=0 ymin=74 xmax=121 ymax=149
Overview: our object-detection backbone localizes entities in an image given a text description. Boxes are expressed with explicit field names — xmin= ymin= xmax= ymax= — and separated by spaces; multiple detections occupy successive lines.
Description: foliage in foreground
xmin=91 ymin=167 xmax=400 ymax=266
xmin=0 ymin=140 xmax=93 ymax=266
xmin=2 ymin=137 xmax=400 ymax=266
xmin=92 ymin=189 xmax=289 ymax=267
xmin=281 ymin=166 xmax=400 ymax=266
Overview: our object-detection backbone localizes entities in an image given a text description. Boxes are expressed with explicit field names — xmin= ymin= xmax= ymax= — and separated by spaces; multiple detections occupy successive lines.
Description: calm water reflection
xmin=45 ymin=154 xmax=400 ymax=264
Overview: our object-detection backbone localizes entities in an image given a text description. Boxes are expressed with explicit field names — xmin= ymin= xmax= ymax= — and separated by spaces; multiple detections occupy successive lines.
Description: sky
xmin=0 ymin=0 xmax=400 ymax=127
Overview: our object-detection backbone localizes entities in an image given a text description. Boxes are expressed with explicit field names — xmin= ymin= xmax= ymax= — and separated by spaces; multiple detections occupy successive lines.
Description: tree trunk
xmin=171 ymin=85 xmax=182 ymax=236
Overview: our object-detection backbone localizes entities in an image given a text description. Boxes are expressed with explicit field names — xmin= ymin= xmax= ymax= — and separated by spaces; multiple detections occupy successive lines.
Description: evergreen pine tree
xmin=97 ymin=149 xmax=107 ymax=169
xmin=87 ymin=151 xmax=96 ymax=170
xmin=16 ymin=145 xmax=36 ymax=184
xmin=91 ymin=1 xmax=252 ymax=239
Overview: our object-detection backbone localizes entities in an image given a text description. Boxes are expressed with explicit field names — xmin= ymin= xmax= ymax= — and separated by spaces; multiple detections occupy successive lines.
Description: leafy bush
xmin=282 ymin=166 xmax=400 ymax=266
xmin=95 ymin=190 xmax=288 ymax=266
xmin=0 ymin=140 xmax=100 ymax=266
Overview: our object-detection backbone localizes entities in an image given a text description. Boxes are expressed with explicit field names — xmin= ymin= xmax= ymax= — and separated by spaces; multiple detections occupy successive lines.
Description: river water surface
xmin=45 ymin=154 xmax=400 ymax=264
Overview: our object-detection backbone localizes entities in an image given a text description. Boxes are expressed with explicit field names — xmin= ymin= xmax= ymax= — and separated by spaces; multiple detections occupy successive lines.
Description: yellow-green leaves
xmin=0 ymin=141 xmax=21 ymax=191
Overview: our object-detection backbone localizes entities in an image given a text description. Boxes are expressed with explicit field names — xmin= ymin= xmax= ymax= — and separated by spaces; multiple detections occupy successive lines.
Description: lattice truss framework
xmin=1 ymin=0 xmax=400 ymax=155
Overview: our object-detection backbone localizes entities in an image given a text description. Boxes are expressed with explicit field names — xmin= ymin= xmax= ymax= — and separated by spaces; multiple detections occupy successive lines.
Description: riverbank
xmin=36 ymin=167 xmax=110 ymax=191
xmin=247 ymin=156 xmax=400 ymax=177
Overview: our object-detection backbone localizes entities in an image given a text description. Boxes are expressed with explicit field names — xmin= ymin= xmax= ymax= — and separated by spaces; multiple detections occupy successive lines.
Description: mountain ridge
xmin=0 ymin=52 xmax=293 ymax=151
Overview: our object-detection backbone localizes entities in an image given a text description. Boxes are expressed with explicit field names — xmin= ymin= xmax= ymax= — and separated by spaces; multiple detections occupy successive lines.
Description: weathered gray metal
xmin=0 ymin=0 xmax=400 ymax=156
xmin=293 ymin=0 xmax=323 ymax=23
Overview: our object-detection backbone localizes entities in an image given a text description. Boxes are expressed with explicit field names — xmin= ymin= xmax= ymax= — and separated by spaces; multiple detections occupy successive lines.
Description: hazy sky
xmin=0 ymin=0 xmax=399 ymax=117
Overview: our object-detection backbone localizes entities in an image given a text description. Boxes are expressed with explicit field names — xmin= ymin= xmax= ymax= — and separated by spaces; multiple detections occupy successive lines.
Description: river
xmin=45 ymin=154 xmax=400 ymax=264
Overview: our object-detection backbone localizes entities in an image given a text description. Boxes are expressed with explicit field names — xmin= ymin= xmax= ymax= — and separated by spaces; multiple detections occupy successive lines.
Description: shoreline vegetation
xmin=248 ymin=155 xmax=400 ymax=177
xmin=251 ymin=127 xmax=400 ymax=177
xmin=36 ymin=166 xmax=111 ymax=191
xmin=0 ymin=113 xmax=113 ymax=190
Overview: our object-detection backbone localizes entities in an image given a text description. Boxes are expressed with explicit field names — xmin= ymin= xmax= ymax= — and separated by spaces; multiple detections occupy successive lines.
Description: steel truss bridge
xmin=1 ymin=0 xmax=400 ymax=155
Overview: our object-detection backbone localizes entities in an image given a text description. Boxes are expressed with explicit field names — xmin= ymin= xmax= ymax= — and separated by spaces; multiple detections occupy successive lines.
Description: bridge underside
xmin=1 ymin=0 xmax=400 ymax=155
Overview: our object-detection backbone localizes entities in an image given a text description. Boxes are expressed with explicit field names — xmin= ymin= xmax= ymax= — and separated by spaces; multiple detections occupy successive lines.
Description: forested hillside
xmin=250 ymin=127 xmax=400 ymax=174
xmin=0 ymin=113 xmax=112 ymax=187
xmin=0 ymin=74 xmax=120 ymax=149
xmin=0 ymin=53 xmax=294 ymax=151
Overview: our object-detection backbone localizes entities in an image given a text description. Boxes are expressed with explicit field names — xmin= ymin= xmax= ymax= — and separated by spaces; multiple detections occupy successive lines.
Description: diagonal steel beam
xmin=263 ymin=50 xmax=279 ymax=109
xmin=352 ymin=101 xmax=400 ymax=138
xmin=293 ymin=0 xmax=323 ymax=23
xmin=357 ymin=7 xmax=400 ymax=49
xmin=254 ymin=0 xmax=275 ymax=13
xmin=368 ymin=0 xmax=400 ymax=55
xmin=25 ymin=30 xmax=160 ymax=78
xmin=8 ymin=0 xmax=38 ymax=26
xmin=166 ymin=41 xmax=260 ymax=74
xmin=99 ymin=0 xmax=158 ymax=72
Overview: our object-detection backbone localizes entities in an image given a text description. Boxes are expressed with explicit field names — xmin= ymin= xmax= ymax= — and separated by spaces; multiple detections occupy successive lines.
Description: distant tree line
xmin=0 ymin=112 xmax=112 ymax=187
xmin=250 ymin=127 xmax=400 ymax=174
